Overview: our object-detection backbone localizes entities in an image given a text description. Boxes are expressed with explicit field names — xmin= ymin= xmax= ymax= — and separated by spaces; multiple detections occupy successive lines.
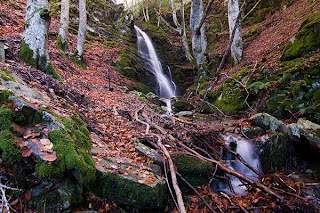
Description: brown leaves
xmin=22 ymin=148 xmax=33 ymax=157
xmin=43 ymin=155 xmax=57 ymax=162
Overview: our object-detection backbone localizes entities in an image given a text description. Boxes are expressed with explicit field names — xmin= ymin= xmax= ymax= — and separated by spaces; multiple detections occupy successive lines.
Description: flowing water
xmin=134 ymin=25 xmax=176 ymax=114
xmin=214 ymin=134 xmax=261 ymax=195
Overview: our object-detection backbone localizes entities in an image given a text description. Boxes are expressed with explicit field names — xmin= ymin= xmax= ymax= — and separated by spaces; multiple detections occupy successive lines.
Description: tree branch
xmin=195 ymin=0 xmax=215 ymax=35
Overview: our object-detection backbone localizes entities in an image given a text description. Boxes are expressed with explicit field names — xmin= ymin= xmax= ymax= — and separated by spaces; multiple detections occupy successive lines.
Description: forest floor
xmin=0 ymin=0 xmax=320 ymax=212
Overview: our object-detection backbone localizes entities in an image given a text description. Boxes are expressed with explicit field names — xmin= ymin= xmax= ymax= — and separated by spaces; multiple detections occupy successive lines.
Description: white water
xmin=134 ymin=25 xmax=176 ymax=114
xmin=221 ymin=134 xmax=261 ymax=195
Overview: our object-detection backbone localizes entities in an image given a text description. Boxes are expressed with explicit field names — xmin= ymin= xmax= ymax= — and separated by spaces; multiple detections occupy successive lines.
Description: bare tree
xmin=20 ymin=0 xmax=60 ymax=79
xmin=58 ymin=0 xmax=70 ymax=50
xmin=75 ymin=0 xmax=87 ymax=60
xmin=228 ymin=0 xmax=243 ymax=64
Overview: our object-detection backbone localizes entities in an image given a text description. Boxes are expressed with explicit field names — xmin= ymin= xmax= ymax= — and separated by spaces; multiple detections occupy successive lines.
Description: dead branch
xmin=154 ymin=8 xmax=181 ymax=33
xmin=221 ymin=192 xmax=249 ymax=213
xmin=176 ymin=172 xmax=216 ymax=213
xmin=241 ymin=0 xmax=262 ymax=22
xmin=223 ymin=145 xmax=262 ymax=177
xmin=178 ymin=142 xmax=284 ymax=201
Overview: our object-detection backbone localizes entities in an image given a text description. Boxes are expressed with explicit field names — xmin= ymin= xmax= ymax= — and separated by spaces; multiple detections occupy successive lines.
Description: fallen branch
xmin=178 ymin=142 xmax=284 ymax=201
xmin=221 ymin=192 xmax=249 ymax=213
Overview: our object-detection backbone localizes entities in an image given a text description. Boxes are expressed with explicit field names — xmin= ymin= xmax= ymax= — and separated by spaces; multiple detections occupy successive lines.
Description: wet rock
xmin=175 ymin=111 xmax=193 ymax=117
xmin=260 ymin=133 xmax=293 ymax=172
xmin=172 ymin=152 xmax=213 ymax=186
xmin=29 ymin=179 xmax=82 ymax=212
xmin=134 ymin=140 xmax=162 ymax=165
xmin=249 ymin=113 xmax=281 ymax=131
xmin=298 ymin=119 xmax=320 ymax=151
xmin=242 ymin=125 xmax=265 ymax=139
xmin=93 ymin=157 xmax=166 ymax=210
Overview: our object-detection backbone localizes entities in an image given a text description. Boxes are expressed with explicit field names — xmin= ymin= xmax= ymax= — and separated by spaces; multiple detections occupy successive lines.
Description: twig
xmin=241 ymin=0 xmax=262 ymax=22
xmin=221 ymin=192 xmax=249 ymax=213
xmin=176 ymin=172 xmax=216 ymax=213
xmin=163 ymin=153 xmax=179 ymax=210
xmin=154 ymin=8 xmax=181 ymax=33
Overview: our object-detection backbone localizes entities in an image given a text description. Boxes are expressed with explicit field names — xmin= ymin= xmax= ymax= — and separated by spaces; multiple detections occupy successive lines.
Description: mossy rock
xmin=173 ymin=100 xmax=191 ymax=112
xmin=172 ymin=153 xmax=213 ymax=186
xmin=28 ymin=179 xmax=83 ymax=212
xmin=260 ymin=133 xmax=293 ymax=172
xmin=93 ymin=158 xmax=166 ymax=210
xmin=281 ymin=12 xmax=320 ymax=61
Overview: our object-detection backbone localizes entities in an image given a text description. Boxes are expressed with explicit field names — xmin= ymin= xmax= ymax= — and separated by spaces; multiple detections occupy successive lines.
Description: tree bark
xmin=21 ymin=0 xmax=51 ymax=70
xmin=228 ymin=0 xmax=243 ymax=64
xmin=58 ymin=0 xmax=70 ymax=50
xmin=180 ymin=0 xmax=193 ymax=62
xmin=195 ymin=0 xmax=214 ymax=35
xmin=190 ymin=0 xmax=207 ymax=75
xmin=170 ymin=0 xmax=180 ymax=29
xmin=76 ymin=0 xmax=87 ymax=60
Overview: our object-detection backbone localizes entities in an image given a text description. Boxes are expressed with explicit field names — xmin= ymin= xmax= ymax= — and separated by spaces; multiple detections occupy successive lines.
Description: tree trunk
xmin=170 ymin=0 xmax=180 ymax=29
xmin=228 ymin=0 xmax=243 ymax=64
xmin=76 ymin=0 xmax=87 ymax=60
xmin=180 ymin=0 xmax=193 ymax=62
xmin=58 ymin=0 xmax=70 ymax=50
xmin=20 ymin=0 xmax=51 ymax=71
xmin=190 ymin=0 xmax=207 ymax=76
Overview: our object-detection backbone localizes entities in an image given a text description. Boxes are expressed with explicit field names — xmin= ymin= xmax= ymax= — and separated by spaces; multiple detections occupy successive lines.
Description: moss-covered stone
xmin=173 ymin=100 xmax=191 ymax=112
xmin=36 ymin=115 xmax=95 ymax=185
xmin=93 ymin=171 xmax=166 ymax=210
xmin=19 ymin=39 xmax=37 ymax=68
xmin=0 ymin=67 xmax=15 ymax=82
xmin=0 ymin=106 xmax=13 ymax=131
xmin=172 ymin=153 xmax=213 ymax=186
xmin=281 ymin=12 xmax=320 ymax=61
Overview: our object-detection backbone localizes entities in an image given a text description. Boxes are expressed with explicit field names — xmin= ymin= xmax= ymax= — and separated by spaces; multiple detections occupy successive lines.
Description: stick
xmin=241 ymin=0 xmax=262 ymax=22
xmin=221 ymin=192 xmax=249 ymax=213
xmin=178 ymin=142 xmax=284 ymax=201
xmin=176 ymin=172 xmax=215 ymax=213
xmin=195 ymin=0 xmax=215 ymax=35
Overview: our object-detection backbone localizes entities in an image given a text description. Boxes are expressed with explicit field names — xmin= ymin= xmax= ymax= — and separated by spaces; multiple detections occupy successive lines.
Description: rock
xmin=297 ymin=119 xmax=320 ymax=131
xmin=134 ymin=140 xmax=162 ymax=165
xmin=298 ymin=119 xmax=320 ymax=151
xmin=93 ymin=157 xmax=166 ymax=210
xmin=175 ymin=111 xmax=193 ymax=117
xmin=29 ymin=179 xmax=82 ymax=212
xmin=242 ymin=125 xmax=265 ymax=139
xmin=172 ymin=152 xmax=213 ymax=186
xmin=249 ymin=113 xmax=281 ymax=131
xmin=260 ymin=133 xmax=294 ymax=172
xmin=117 ymin=86 xmax=129 ymax=93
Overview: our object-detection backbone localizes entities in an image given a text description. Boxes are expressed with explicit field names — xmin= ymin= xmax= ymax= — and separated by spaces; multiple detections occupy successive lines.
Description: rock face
xmin=92 ymin=157 xmax=166 ymax=210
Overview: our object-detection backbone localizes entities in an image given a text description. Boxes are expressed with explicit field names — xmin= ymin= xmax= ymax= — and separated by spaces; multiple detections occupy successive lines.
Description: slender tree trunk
xmin=76 ymin=0 xmax=86 ymax=60
xmin=146 ymin=0 xmax=149 ymax=21
xmin=180 ymin=0 xmax=193 ymax=62
xmin=228 ymin=0 xmax=243 ymax=64
xmin=170 ymin=0 xmax=180 ymax=29
xmin=58 ymin=0 xmax=70 ymax=50
xmin=190 ymin=0 xmax=207 ymax=75
xmin=20 ymin=0 xmax=53 ymax=73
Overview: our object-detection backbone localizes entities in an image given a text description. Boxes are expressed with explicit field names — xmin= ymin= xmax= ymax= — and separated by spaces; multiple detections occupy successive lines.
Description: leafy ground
xmin=0 ymin=0 xmax=320 ymax=212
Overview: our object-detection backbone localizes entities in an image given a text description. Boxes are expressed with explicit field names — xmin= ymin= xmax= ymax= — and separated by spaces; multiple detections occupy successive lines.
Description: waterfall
xmin=213 ymin=134 xmax=261 ymax=195
xmin=134 ymin=25 xmax=176 ymax=114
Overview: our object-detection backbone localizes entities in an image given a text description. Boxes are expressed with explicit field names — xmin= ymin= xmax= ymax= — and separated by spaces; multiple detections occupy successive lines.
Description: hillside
xmin=0 ymin=0 xmax=320 ymax=212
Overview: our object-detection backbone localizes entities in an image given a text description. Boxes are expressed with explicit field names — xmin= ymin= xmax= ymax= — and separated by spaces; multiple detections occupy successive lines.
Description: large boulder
xmin=92 ymin=156 xmax=166 ymax=210
xmin=260 ymin=133 xmax=293 ymax=172
xmin=298 ymin=119 xmax=320 ymax=151
xmin=249 ymin=113 xmax=282 ymax=131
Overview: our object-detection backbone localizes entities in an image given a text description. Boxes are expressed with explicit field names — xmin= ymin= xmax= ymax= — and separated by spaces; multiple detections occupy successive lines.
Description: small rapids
xmin=134 ymin=25 xmax=176 ymax=114
xmin=213 ymin=134 xmax=261 ymax=195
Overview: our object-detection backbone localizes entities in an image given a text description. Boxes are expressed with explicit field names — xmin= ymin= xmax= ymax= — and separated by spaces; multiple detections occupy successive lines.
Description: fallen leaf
xmin=18 ymin=140 xmax=28 ymax=148
xmin=40 ymin=138 xmax=51 ymax=145
xmin=43 ymin=154 xmax=57 ymax=162
xmin=22 ymin=148 xmax=33 ymax=157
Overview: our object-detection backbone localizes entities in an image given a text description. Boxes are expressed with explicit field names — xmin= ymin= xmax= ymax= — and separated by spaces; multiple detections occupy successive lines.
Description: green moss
xmin=173 ymin=100 xmax=191 ymax=112
xmin=56 ymin=35 xmax=68 ymax=51
xmin=0 ymin=68 xmax=15 ymax=82
xmin=281 ymin=12 xmax=320 ymax=61
xmin=172 ymin=153 xmax=213 ymax=186
xmin=0 ymin=106 xmax=13 ymax=131
xmin=19 ymin=39 xmax=37 ymax=68
xmin=93 ymin=172 xmax=166 ymax=210
xmin=0 ymin=107 xmax=21 ymax=164
xmin=243 ymin=25 xmax=260 ymax=41
xmin=0 ymin=90 xmax=14 ymax=103
xmin=36 ymin=115 xmax=95 ymax=185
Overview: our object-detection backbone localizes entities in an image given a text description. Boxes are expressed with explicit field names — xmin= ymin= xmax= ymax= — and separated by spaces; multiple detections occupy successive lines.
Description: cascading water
xmin=134 ymin=25 xmax=176 ymax=114
xmin=213 ymin=134 xmax=261 ymax=195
